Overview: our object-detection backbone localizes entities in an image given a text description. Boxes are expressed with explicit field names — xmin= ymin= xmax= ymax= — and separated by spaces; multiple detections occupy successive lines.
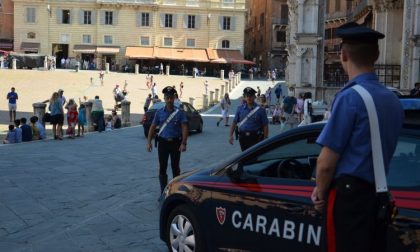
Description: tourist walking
xmin=144 ymin=94 xmax=152 ymax=113
xmin=217 ymin=93 xmax=231 ymax=127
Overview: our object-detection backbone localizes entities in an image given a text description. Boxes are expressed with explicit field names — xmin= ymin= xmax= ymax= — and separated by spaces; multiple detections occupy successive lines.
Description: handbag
xmin=352 ymin=85 xmax=397 ymax=224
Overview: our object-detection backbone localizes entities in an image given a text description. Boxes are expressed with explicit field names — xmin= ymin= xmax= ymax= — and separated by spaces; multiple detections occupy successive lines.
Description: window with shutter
xmin=104 ymin=35 xmax=113 ymax=44
xmin=105 ymin=11 xmax=113 ymax=25
xmin=223 ymin=16 xmax=231 ymax=30
xmin=142 ymin=13 xmax=150 ymax=26
xmin=82 ymin=35 xmax=92 ymax=44
xmin=187 ymin=15 xmax=195 ymax=29
xmin=165 ymin=14 xmax=173 ymax=28
xmin=140 ymin=36 xmax=150 ymax=46
xmin=186 ymin=38 xmax=195 ymax=47
xmin=163 ymin=37 xmax=172 ymax=47
xmin=84 ymin=11 xmax=92 ymax=24
xmin=26 ymin=7 xmax=36 ymax=23
xmin=222 ymin=40 xmax=230 ymax=49
xmin=62 ymin=10 xmax=70 ymax=24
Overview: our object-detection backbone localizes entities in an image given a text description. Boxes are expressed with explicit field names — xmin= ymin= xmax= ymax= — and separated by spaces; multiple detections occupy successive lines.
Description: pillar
xmin=105 ymin=63 xmax=110 ymax=73
xmin=220 ymin=85 xmax=225 ymax=100
xmin=220 ymin=69 xmax=225 ymax=80
xmin=84 ymin=101 xmax=94 ymax=132
xmin=121 ymin=100 xmax=131 ymax=127
xmin=215 ymin=89 xmax=219 ymax=103
xmin=209 ymin=91 xmax=215 ymax=106
xmin=135 ymin=64 xmax=139 ymax=75
xmin=202 ymin=94 xmax=209 ymax=110
xmin=166 ymin=65 xmax=170 ymax=75
xmin=33 ymin=103 xmax=47 ymax=127
xmin=189 ymin=97 xmax=195 ymax=107
xmin=12 ymin=59 xmax=16 ymax=70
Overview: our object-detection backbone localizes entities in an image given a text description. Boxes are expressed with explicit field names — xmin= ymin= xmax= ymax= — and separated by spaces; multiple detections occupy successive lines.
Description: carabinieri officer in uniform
xmin=229 ymin=87 xmax=269 ymax=151
xmin=311 ymin=22 xmax=404 ymax=252
xmin=147 ymin=86 xmax=188 ymax=194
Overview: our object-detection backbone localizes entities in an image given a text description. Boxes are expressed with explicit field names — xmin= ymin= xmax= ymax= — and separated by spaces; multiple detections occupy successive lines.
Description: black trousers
xmin=238 ymin=132 xmax=261 ymax=151
xmin=326 ymin=175 xmax=387 ymax=252
xmin=157 ymin=138 xmax=181 ymax=178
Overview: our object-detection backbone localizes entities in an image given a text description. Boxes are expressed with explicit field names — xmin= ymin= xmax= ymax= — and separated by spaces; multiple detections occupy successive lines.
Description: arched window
xmin=27 ymin=32 xmax=36 ymax=39
xmin=222 ymin=40 xmax=230 ymax=49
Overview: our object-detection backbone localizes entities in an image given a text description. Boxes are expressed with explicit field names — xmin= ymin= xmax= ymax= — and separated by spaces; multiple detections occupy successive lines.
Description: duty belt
xmin=239 ymin=131 xmax=260 ymax=137
xmin=158 ymin=137 xmax=181 ymax=142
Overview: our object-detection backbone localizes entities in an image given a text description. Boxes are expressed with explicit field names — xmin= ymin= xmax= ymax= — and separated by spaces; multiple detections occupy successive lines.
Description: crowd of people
xmin=3 ymin=88 xmax=122 ymax=144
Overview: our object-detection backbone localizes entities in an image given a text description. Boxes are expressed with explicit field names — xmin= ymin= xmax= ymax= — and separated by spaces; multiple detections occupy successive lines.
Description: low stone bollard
xmin=209 ymin=91 xmax=215 ymax=106
xmin=189 ymin=97 xmax=195 ymax=107
xmin=84 ymin=101 xmax=94 ymax=132
xmin=166 ymin=65 xmax=170 ymax=76
xmin=228 ymin=79 xmax=232 ymax=92
xmin=203 ymin=94 xmax=209 ymax=110
xmin=0 ymin=57 xmax=4 ymax=69
xmin=215 ymin=89 xmax=219 ymax=103
xmin=121 ymin=100 xmax=131 ymax=127
xmin=220 ymin=69 xmax=225 ymax=80
xmin=220 ymin=85 xmax=225 ymax=99
xmin=12 ymin=59 xmax=16 ymax=70
xmin=249 ymin=73 xmax=253 ymax=80
xmin=105 ymin=63 xmax=110 ymax=73
xmin=33 ymin=103 xmax=47 ymax=127
xmin=135 ymin=64 xmax=139 ymax=74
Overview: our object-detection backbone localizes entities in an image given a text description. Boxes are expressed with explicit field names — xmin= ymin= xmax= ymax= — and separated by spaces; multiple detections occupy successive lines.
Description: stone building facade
xmin=12 ymin=0 xmax=246 ymax=71
xmin=0 ymin=0 xmax=14 ymax=51
xmin=288 ymin=0 xmax=419 ymax=104
xmin=244 ymin=0 xmax=288 ymax=76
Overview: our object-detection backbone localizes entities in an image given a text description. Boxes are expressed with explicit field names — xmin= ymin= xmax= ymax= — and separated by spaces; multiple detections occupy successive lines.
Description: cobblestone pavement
xmin=0 ymin=80 xmax=285 ymax=252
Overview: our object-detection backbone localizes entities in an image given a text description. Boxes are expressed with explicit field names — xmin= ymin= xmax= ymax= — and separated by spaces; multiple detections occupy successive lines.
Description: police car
xmin=159 ymin=98 xmax=420 ymax=252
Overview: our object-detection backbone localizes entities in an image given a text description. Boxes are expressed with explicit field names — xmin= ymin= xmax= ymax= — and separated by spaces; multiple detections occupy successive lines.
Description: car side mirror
xmin=226 ymin=163 xmax=243 ymax=182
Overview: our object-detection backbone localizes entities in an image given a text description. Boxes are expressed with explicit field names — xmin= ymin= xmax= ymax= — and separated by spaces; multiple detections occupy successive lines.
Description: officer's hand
xmin=311 ymin=187 xmax=325 ymax=212
xmin=179 ymin=143 xmax=187 ymax=152
xmin=147 ymin=142 xmax=153 ymax=152
xmin=229 ymin=136 xmax=234 ymax=145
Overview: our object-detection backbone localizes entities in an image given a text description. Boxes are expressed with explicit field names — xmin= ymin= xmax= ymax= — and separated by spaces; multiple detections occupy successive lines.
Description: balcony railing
xmin=272 ymin=17 xmax=288 ymax=25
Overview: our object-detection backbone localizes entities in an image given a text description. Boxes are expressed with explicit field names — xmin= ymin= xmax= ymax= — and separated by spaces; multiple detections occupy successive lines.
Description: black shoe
xmin=216 ymin=121 xmax=220 ymax=127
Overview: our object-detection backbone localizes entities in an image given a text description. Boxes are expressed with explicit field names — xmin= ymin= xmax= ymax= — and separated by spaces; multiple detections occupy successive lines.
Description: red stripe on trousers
xmin=327 ymin=188 xmax=337 ymax=252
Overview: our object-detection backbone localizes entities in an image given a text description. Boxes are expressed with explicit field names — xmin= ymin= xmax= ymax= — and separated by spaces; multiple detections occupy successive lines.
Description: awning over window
xmin=21 ymin=42 xmax=40 ymax=52
xmin=0 ymin=42 xmax=13 ymax=50
xmin=208 ymin=49 xmax=255 ymax=64
xmin=73 ymin=45 xmax=96 ymax=53
xmin=125 ymin=46 xmax=156 ymax=59
xmin=155 ymin=48 xmax=209 ymax=62
xmin=96 ymin=46 xmax=120 ymax=54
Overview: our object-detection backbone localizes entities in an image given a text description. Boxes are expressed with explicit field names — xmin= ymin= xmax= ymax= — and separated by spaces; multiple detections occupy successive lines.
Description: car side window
xmin=241 ymin=135 xmax=321 ymax=180
xmin=187 ymin=104 xmax=197 ymax=113
xmin=388 ymin=135 xmax=420 ymax=187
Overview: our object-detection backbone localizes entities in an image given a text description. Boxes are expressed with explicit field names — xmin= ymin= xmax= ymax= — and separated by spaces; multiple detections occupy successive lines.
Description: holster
xmin=234 ymin=126 xmax=239 ymax=140
xmin=376 ymin=192 xmax=396 ymax=225
xmin=154 ymin=135 xmax=158 ymax=148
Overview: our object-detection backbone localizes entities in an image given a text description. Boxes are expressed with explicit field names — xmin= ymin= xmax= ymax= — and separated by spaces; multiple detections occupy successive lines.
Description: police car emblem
xmin=216 ymin=207 xmax=226 ymax=225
